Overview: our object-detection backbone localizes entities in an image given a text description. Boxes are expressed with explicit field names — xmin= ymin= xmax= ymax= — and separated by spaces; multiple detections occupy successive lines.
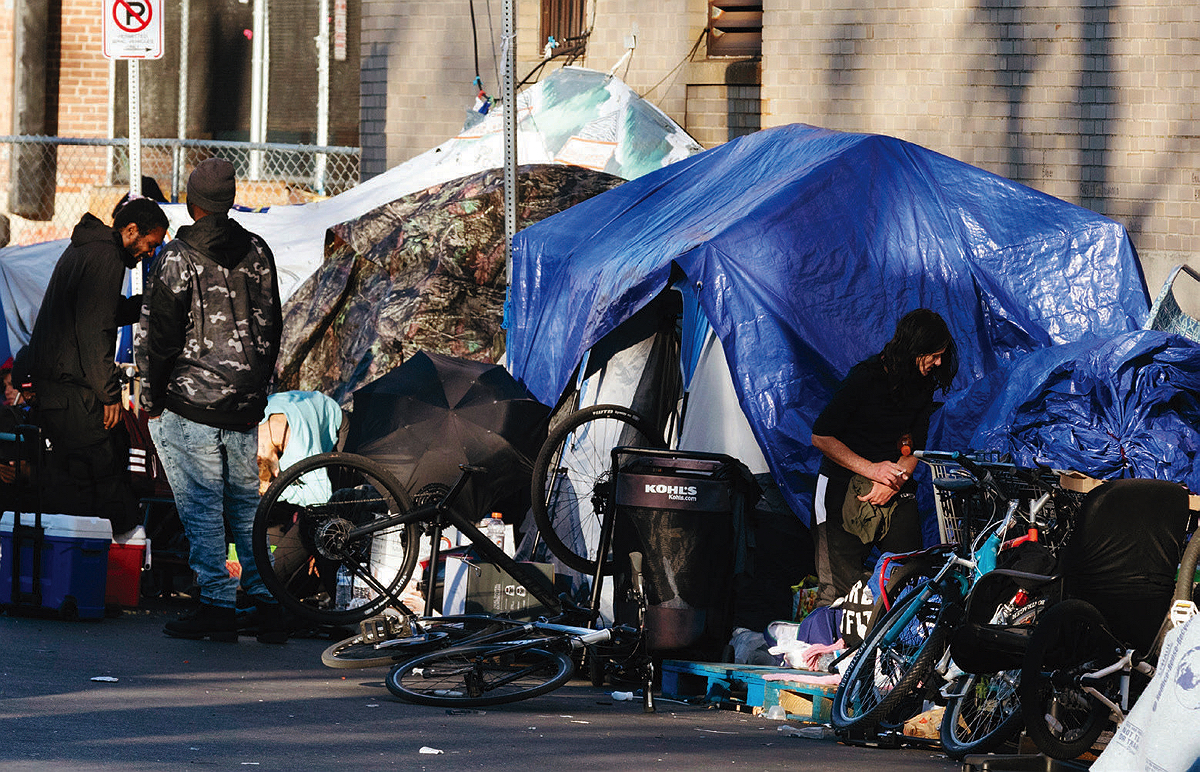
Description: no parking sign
xmin=103 ymin=0 xmax=163 ymax=60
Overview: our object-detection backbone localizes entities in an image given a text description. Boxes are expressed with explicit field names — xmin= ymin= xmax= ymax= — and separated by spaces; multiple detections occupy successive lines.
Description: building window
xmin=707 ymin=0 xmax=763 ymax=58
xmin=542 ymin=0 xmax=588 ymax=57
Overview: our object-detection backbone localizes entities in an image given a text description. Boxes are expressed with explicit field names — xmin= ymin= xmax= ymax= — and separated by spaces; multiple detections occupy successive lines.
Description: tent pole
xmin=502 ymin=0 xmax=517 ymax=283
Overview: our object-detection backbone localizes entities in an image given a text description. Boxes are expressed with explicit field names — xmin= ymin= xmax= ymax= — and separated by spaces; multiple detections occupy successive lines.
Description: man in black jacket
xmin=136 ymin=157 xmax=286 ymax=642
xmin=26 ymin=198 xmax=168 ymax=533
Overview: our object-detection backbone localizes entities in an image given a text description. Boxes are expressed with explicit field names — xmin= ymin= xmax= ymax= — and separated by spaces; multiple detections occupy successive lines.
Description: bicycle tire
xmin=321 ymin=615 xmax=532 ymax=669
xmin=831 ymin=578 xmax=954 ymax=732
xmin=322 ymin=631 xmax=450 ymax=669
xmin=253 ymin=452 xmax=419 ymax=626
xmin=1018 ymin=599 xmax=1116 ymax=760
xmin=939 ymin=601 xmax=1044 ymax=759
xmin=386 ymin=643 xmax=575 ymax=707
xmin=531 ymin=404 xmax=664 ymax=574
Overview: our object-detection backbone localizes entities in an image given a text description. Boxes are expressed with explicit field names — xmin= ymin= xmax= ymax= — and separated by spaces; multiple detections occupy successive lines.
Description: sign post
xmin=104 ymin=0 xmax=164 ymax=60
xmin=103 ymin=0 xmax=163 ymax=297
xmin=103 ymin=0 xmax=163 ymax=198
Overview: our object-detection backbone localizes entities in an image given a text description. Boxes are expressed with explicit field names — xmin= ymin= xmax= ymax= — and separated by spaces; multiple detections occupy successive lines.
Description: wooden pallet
xmin=660 ymin=660 xmax=836 ymax=723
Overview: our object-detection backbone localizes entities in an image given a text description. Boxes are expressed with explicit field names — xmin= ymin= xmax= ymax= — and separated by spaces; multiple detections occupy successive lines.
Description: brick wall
xmin=0 ymin=1 xmax=12 ymax=137
xmin=760 ymin=0 xmax=1200 ymax=291
xmin=359 ymin=0 xmax=546 ymax=178
xmin=53 ymin=0 xmax=109 ymax=219
xmin=576 ymin=0 xmax=706 ymax=125
xmin=1 ymin=0 xmax=112 ymax=244
xmin=57 ymin=0 xmax=111 ymax=138
xmin=360 ymin=0 xmax=1198 ymax=292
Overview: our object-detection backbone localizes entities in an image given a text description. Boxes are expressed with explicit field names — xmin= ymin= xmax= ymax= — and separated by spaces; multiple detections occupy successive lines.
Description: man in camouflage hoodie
xmin=136 ymin=157 xmax=286 ymax=642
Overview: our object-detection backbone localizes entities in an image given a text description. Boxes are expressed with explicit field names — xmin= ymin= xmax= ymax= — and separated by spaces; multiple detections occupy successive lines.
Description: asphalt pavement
xmin=1 ymin=598 xmax=963 ymax=771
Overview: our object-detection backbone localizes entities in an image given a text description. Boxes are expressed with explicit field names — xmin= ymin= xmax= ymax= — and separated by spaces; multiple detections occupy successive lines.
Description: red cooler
xmin=107 ymin=525 xmax=148 ymax=607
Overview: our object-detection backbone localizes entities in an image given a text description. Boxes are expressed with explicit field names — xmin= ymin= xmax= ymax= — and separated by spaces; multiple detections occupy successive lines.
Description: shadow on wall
xmin=725 ymin=60 xmax=761 ymax=143
xmin=818 ymin=0 xmax=1184 ymax=226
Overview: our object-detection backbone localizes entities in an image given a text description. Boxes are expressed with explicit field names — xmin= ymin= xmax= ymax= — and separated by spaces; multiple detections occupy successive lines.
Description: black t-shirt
xmin=812 ymin=356 xmax=936 ymax=483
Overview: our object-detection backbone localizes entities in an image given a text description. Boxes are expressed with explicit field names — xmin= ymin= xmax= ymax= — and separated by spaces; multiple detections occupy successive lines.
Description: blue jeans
xmin=150 ymin=409 xmax=272 ymax=609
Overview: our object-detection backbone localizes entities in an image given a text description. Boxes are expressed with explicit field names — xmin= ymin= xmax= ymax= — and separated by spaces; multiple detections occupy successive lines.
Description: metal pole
xmin=502 ymin=0 xmax=517 ymax=281
xmin=315 ymin=0 xmax=330 ymax=194
xmin=175 ymin=0 xmax=190 ymax=201
xmin=128 ymin=60 xmax=143 ymax=299
xmin=249 ymin=0 xmax=266 ymax=178
xmin=128 ymin=61 xmax=142 ymax=198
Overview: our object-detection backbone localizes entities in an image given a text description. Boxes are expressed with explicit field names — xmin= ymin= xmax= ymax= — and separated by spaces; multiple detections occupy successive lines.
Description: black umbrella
xmin=343 ymin=351 xmax=550 ymax=522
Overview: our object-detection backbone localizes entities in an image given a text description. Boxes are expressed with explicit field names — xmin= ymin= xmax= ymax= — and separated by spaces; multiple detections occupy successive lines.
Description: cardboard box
xmin=1059 ymin=472 xmax=1200 ymax=510
xmin=106 ymin=526 xmax=148 ymax=608
xmin=1 ymin=512 xmax=112 ymax=620
xmin=1058 ymin=471 xmax=1104 ymax=495
xmin=443 ymin=557 xmax=554 ymax=621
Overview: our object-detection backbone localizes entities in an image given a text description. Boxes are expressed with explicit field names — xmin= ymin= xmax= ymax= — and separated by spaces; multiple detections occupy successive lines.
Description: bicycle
xmin=1015 ymin=478 xmax=1199 ymax=759
xmin=830 ymin=451 xmax=1078 ymax=754
xmin=252 ymin=452 xmax=564 ymax=649
xmin=384 ymin=553 xmax=656 ymax=710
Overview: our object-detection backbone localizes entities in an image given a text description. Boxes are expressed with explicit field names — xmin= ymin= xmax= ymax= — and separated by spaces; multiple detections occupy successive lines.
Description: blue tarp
xmin=965 ymin=330 xmax=1200 ymax=493
xmin=507 ymin=124 xmax=1150 ymax=526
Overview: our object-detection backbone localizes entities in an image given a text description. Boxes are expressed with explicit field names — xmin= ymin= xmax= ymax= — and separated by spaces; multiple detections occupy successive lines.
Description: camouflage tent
xmin=275 ymin=164 xmax=624 ymax=402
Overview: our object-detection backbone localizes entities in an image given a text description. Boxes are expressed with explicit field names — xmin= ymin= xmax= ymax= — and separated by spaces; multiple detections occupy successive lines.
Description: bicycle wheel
xmin=386 ymin=643 xmax=575 ymax=707
xmin=321 ymin=615 xmax=530 ymax=669
xmin=831 ymin=578 xmax=954 ymax=733
xmin=938 ymin=598 xmax=1042 ymax=758
xmin=1018 ymin=599 xmax=1118 ymax=760
xmin=531 ymin=404 xmax=664 ymax=575
xmin=253 ymin=452 xmax=419 ymax=626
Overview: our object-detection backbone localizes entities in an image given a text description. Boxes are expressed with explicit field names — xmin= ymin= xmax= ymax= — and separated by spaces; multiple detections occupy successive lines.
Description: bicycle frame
xmin=338 ymin=463 xmax=562 ymax=619
xmin=390 ymin=550 xmax=656 ymax=712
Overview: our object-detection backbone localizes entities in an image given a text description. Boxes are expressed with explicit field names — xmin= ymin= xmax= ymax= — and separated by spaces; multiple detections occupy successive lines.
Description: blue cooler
xmin=1 ymin=512 xmax=112 ymax=620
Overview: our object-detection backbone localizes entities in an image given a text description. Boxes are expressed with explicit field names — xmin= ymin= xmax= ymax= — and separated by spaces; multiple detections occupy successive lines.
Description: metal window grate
xmin=707 ymin=0 xmax=763 ymax=58
xmin=541 ymin=0 xmax=588 ymax=53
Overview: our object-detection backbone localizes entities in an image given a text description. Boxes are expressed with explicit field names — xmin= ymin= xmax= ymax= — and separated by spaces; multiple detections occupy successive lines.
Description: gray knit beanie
xmin=187 ymin=157 xmax=236 ymax=214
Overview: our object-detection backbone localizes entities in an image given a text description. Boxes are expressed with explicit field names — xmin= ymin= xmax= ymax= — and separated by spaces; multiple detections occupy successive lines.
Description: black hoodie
xmin=135 ymin=213 xmax=282 ymax=429
xmin=26 ymin=213 xmax=137 ymax=405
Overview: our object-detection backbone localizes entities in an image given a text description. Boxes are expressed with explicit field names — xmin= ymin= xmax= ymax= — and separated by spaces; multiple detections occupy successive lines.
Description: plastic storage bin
xmin=1 ymin=512 xmax=112 ymax=620
xmin=106 ymin=525 xmax=148 ymax=608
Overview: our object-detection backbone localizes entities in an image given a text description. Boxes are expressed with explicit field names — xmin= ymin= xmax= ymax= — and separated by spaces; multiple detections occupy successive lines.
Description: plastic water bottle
xmin=485 ymin=512 xmax=505 ymax=551
xmin=335 ymin=564 xmax=352 ymax=608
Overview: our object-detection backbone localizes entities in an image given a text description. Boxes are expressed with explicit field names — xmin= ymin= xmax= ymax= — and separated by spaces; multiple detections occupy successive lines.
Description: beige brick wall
xmin=760 ymin=0 xmax=1200 ymax=291
xmin=362 ymin=1 xmax=752 ymax=168
xmin=360 ymin=0 xmax=546 ymax=176
xmin=572 ymin=0 xmax=708 ymax=124
xmin=572 ymin=0 xmax=768 ymax=148
xmin=354 ymin=0 xmax=1200 ymax=292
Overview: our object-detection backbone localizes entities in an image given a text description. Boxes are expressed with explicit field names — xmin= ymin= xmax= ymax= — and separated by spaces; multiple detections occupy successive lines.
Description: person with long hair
xmin=810 ymin=308 xmax=959 ymax=605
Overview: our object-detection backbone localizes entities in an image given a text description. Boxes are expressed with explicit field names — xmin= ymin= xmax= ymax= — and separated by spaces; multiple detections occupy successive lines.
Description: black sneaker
xmin=239 ymin=600 xmax=290 ymax=644
xmin=164 ymin=603 xmax=239 ymax=642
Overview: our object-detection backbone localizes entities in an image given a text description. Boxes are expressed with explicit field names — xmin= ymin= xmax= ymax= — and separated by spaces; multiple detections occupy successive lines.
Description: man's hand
xmin=103 ymin=401 xmax=124 ymax=430
xmin=857 ymin=480 xmax=900 ymax=506
xmin=866 ymin=459 xmax=908 ymax=490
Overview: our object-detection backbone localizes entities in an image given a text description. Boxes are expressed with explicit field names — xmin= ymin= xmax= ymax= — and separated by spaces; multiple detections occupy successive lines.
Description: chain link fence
xmin=0 ymin=136 xmax=360 ymax=246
